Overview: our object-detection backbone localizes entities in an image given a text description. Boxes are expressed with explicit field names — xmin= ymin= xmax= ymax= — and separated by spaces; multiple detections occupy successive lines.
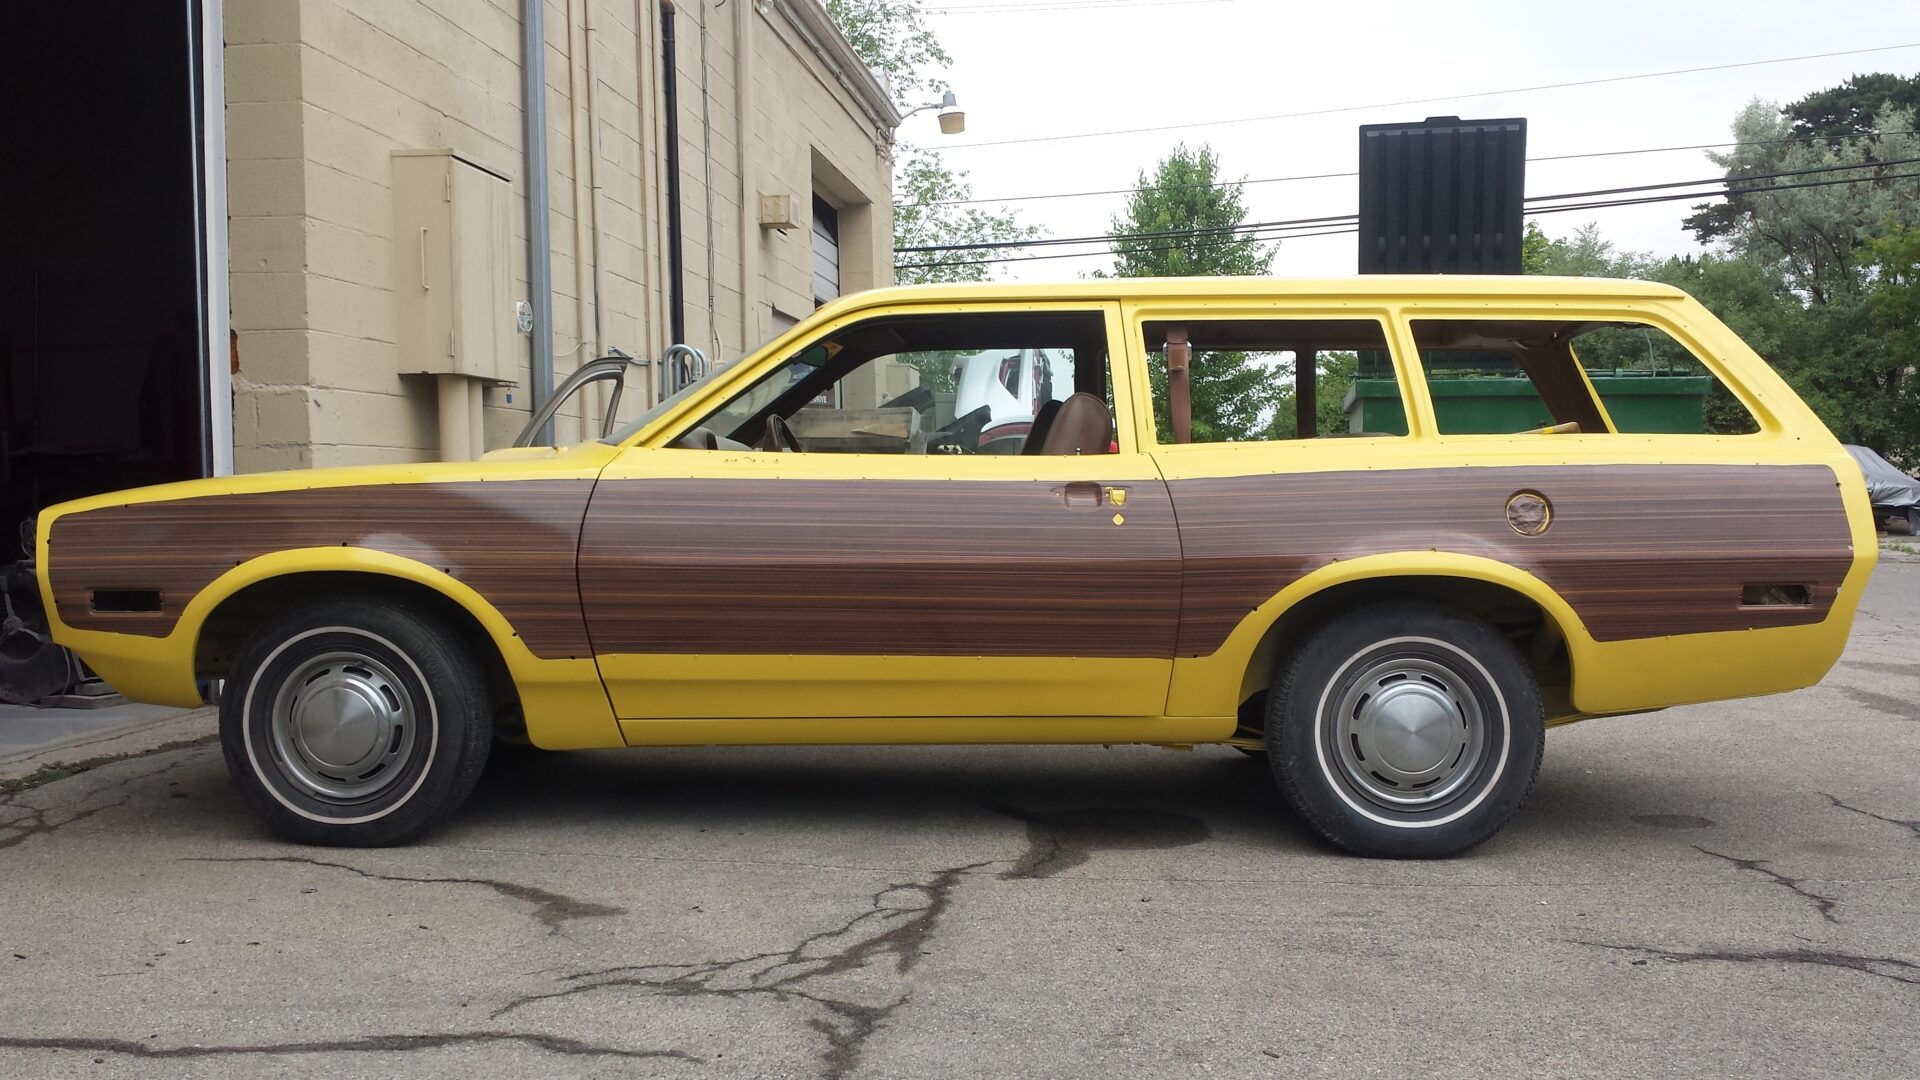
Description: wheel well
xmin=1235 ymin=576 xmax=1572 ymax=732
xmin=194 ymin=572 xmax=522 ymax=733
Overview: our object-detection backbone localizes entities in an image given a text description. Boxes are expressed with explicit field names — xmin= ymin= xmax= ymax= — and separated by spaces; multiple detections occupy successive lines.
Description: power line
xmin=937 ymin=42 xmax=1920 ymax=150
xmin=897 ymin=155 xmax=1920 ymax=253
xmin=894 ymin=166 xmax=1920 ymax=271
xmin=927 ymin=0 xmax=1234 ymax=12
xmin=897 ymin=129 xmax=1920 ymax=209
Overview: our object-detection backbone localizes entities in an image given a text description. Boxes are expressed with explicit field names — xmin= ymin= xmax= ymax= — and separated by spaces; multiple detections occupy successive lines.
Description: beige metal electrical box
xmin=392 ymin=150 xmax=516 ymax=383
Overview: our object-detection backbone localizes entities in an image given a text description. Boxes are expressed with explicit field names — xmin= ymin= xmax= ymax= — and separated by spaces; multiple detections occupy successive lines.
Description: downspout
xmin=565 ymin=0 xmax=599 ymax=441
xmin=695 ymin=0 xmax=718 ymax=359
xmin=522 ymin=0 xmax=556 ymax=444
xmin=660 ymin=1 xmax=687 ymax=347
xmin=734 ymin=0 xmax=757 ymax=351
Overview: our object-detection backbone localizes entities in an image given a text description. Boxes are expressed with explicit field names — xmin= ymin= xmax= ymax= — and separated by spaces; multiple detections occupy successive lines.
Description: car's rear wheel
xmin=1268 ymin=601 xmax=1543 ymax=858
xmin=220 ymin=598 xmax=493 ymax=846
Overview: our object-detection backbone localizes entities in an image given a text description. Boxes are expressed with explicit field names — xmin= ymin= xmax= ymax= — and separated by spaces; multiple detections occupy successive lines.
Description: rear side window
xmin=1410 ymin=319 xmax=1758 ymax=436
xmin=1140 ymin=318 xmax=1405 ymax=443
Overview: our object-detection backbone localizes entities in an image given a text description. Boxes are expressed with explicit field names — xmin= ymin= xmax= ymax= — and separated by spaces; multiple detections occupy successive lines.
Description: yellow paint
xmin=600 ymin=653 xmax=1175 ymax=722
xmin=616 ymin=713 xmax=1232 ymax=747
xmin=33 ymin=276 xmax=1875 ymax=751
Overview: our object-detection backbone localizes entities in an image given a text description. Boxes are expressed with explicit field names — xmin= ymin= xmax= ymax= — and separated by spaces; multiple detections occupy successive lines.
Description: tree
xmin=824 ymin=1 xmax=1037 ymax=286
xmin=1685 ymin=73 xmax=1920 ymax=245
xmin=1524 ymin=221 xmax=1655 ymax=278
xmin=1107 ymin=144 xmax=1281 ymax=441
xmin=891 ymin=150 xmax=1039 ymax=286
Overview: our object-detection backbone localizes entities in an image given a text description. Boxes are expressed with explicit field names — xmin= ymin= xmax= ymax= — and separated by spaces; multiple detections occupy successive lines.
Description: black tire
xmin=220 ymin=598 xmax=493 ymax=846
xmin=1268 ymin=601 xmax=1544 ymax=858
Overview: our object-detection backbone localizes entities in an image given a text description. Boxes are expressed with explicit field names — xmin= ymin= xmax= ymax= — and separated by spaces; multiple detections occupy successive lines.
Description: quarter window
xmin=1410 ymin=319 xmax=1758 ymax=436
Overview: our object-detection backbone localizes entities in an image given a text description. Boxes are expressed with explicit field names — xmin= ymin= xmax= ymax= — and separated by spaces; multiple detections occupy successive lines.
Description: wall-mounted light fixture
xmin=901 ymin=89 xmax=965 ymax=136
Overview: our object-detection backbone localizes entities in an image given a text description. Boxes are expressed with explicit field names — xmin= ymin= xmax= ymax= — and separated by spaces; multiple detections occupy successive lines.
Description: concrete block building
xmin=1 ymin=0 xmax=900 ymax=561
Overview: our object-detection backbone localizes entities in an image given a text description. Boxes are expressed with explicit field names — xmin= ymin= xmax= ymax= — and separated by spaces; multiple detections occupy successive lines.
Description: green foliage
xmin=1266 ymin=352 xmax=1358 ymax=439
xmin=1525 ymin=222 xmax=1657 ymax=279
xmin=825 ymin=1 xmax=1038 ymax=286
xmin=1861 ymin=226 xmax=1920 ymax=465
xmin=1110 ymin=145 xmax=1280 ymax=441
xmin=1521 ymin=220 xmax=1551 ymax=275
xmin=823 ymin=0 xmax=949 ymax=107
xmin=1788 ymin=72 xmax=1920 ymax=140
xmin=892 ymin=150 xmax=1040 ymax=285
xmin=1108 ymin=144 xmax=1273 ymax=278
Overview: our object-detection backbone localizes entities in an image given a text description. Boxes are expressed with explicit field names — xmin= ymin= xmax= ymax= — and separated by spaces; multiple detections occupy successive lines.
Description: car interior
xmin=667 ymin=311 xmax=1116 ymax=455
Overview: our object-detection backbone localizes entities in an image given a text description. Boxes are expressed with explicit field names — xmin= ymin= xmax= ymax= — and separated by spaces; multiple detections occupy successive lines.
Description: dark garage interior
xmin=1 ymin=2 xmax=211 ymax=565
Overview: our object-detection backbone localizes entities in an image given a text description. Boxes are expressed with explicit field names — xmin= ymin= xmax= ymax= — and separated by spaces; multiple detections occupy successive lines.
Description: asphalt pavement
xmin=2 ymin=555 xmax=1917 ymax=1079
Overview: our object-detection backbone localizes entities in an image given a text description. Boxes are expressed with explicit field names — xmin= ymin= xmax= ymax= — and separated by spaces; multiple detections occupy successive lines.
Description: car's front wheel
xmin=1268 ymin=601 xmax=1544 ymax=858
xmin=220 ymin=598 xmax=493 ymax=846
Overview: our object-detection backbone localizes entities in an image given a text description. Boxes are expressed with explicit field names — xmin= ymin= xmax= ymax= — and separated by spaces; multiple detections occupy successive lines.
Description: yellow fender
xmin=1166 ymin=551 xmax=1594 ymax=723
xmin=63 ymin=548 xmax=622 ymax=751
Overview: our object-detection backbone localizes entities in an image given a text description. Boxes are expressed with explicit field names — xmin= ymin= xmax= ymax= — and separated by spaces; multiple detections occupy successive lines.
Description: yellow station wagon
xmin=27 ymin=277 xmax=1876 ymax=856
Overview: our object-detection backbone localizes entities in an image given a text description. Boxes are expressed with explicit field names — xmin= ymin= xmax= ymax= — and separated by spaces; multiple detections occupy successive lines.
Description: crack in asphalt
xmin=183 ymin=856 xmax=626 ymax=932
xmin=494 ymin=861 xmax=990 ymax=1080
xmin=1580 ymin=941 xmax=1920 ymax=987
xmin=1824 ymin=793 xmax=1920 ymax=839
xmin=988 ymin=803 xmax=1210 ymax=880
xmin=1692 ymin=846 xmax=1840 ymax=924
xmin=0 ymin=758 xmax=193 ymax=852
xmin=0 ymin=1031 xmax=698 ymax=1062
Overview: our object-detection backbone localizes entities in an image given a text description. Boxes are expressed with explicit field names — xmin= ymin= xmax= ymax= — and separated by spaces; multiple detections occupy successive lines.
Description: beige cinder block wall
xmin=223 ymin=0 xmax=896 ymax=471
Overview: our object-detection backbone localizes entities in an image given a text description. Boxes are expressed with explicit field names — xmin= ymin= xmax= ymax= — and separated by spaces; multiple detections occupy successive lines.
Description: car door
xmin=578 ymin=300 xmax=1183 ymax=728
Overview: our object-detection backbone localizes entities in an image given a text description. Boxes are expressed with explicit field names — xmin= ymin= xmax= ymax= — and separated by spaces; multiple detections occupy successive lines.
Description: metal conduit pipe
xmin=661 ymin=2 xmax=687 ymax=349
xmin=522 ymin=0 xmax=556 ymax=445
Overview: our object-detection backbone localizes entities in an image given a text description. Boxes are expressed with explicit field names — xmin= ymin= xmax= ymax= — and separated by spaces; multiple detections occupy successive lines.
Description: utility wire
xmin=897 ymin=155 xmax=1920 ymax=253
xmin=897 ymin=129 xmax=1920 ymax=209
xmin=938 ymin=42 xmax=1920 ymax=150
xmin=928 ymin=0 xmax=1234 ymax=12
xmin=894 ymin=167 xmax=1920 ymax=271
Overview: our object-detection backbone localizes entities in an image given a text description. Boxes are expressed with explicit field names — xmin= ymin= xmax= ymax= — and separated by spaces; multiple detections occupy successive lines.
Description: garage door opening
xmin=1 ymin=2 xmax=216 ymax=564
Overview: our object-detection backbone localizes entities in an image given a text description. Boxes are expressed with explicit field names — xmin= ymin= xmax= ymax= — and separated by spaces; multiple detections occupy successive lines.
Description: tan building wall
xmin=224 ymin=0 xmax=896 ymax=471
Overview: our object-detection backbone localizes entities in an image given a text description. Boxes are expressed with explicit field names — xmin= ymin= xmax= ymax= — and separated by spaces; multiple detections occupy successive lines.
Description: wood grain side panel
xmin=579 ymin=478 xmax=1183 ymax=657
xmin=1170 ymin=464 xmax=1853 ymax=654
xmin=47 ymin=482 xmax=596 ymax=658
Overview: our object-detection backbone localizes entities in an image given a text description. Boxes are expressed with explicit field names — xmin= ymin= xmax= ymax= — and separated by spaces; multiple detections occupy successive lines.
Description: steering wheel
xmin=764 ymin=414 xmax=803 ymax=453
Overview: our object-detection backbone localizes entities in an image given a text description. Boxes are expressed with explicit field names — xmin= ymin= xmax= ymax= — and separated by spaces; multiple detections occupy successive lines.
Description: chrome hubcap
xmin=1328 ymin=655 xmax=1486 ymax=810
xmin=269 ymin=650 xmax=417 ymax=802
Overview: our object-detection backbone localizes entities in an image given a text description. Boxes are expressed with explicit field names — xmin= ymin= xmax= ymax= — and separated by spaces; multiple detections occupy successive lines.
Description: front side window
xmin=1140 ymin=318 xmax=1404 ymax=444
xmin=668 ymin=310 xmax=1116 ymax=456
xmin=1411 ymin=319 xmax=1759 ymax=436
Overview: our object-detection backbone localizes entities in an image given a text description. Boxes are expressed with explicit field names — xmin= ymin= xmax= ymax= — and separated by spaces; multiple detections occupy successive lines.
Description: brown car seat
xmin=1021 ymin=398 xmax=1065 ymax=455
xmin=1036 ymin=392 xmax=1111 ymax=455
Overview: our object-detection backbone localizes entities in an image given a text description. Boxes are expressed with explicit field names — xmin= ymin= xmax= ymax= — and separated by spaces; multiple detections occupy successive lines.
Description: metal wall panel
xmin=1358 ymin=117 xmax=1527 ymax=275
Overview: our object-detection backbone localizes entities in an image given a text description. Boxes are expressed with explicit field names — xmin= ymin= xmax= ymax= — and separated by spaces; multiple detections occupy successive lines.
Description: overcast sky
xmin=902 ymin=0 xmax=1920 ymax=279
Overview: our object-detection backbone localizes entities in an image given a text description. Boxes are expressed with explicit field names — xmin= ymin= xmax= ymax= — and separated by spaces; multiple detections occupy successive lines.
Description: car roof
xmin=816 ymin=275 xmax=1688 ymax=320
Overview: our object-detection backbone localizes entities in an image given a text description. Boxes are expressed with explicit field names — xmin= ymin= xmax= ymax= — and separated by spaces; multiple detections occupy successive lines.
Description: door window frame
xmin=1117 ymin=301 xmax=1416 ymax=451
xmin=633 ymin=300 xmax=1145 ymax=458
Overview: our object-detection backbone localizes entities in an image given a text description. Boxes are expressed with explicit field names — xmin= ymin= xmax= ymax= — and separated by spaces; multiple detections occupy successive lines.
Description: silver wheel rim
xmin=267 ymin=649 xmax=419 ymax=803
xmin=1325 ymin=654 xmax=1488 ymax=811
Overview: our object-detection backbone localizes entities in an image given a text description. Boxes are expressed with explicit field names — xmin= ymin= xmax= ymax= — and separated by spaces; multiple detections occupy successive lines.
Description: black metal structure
xmin=1358 ymin=116 xmax=1527 ymax=275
